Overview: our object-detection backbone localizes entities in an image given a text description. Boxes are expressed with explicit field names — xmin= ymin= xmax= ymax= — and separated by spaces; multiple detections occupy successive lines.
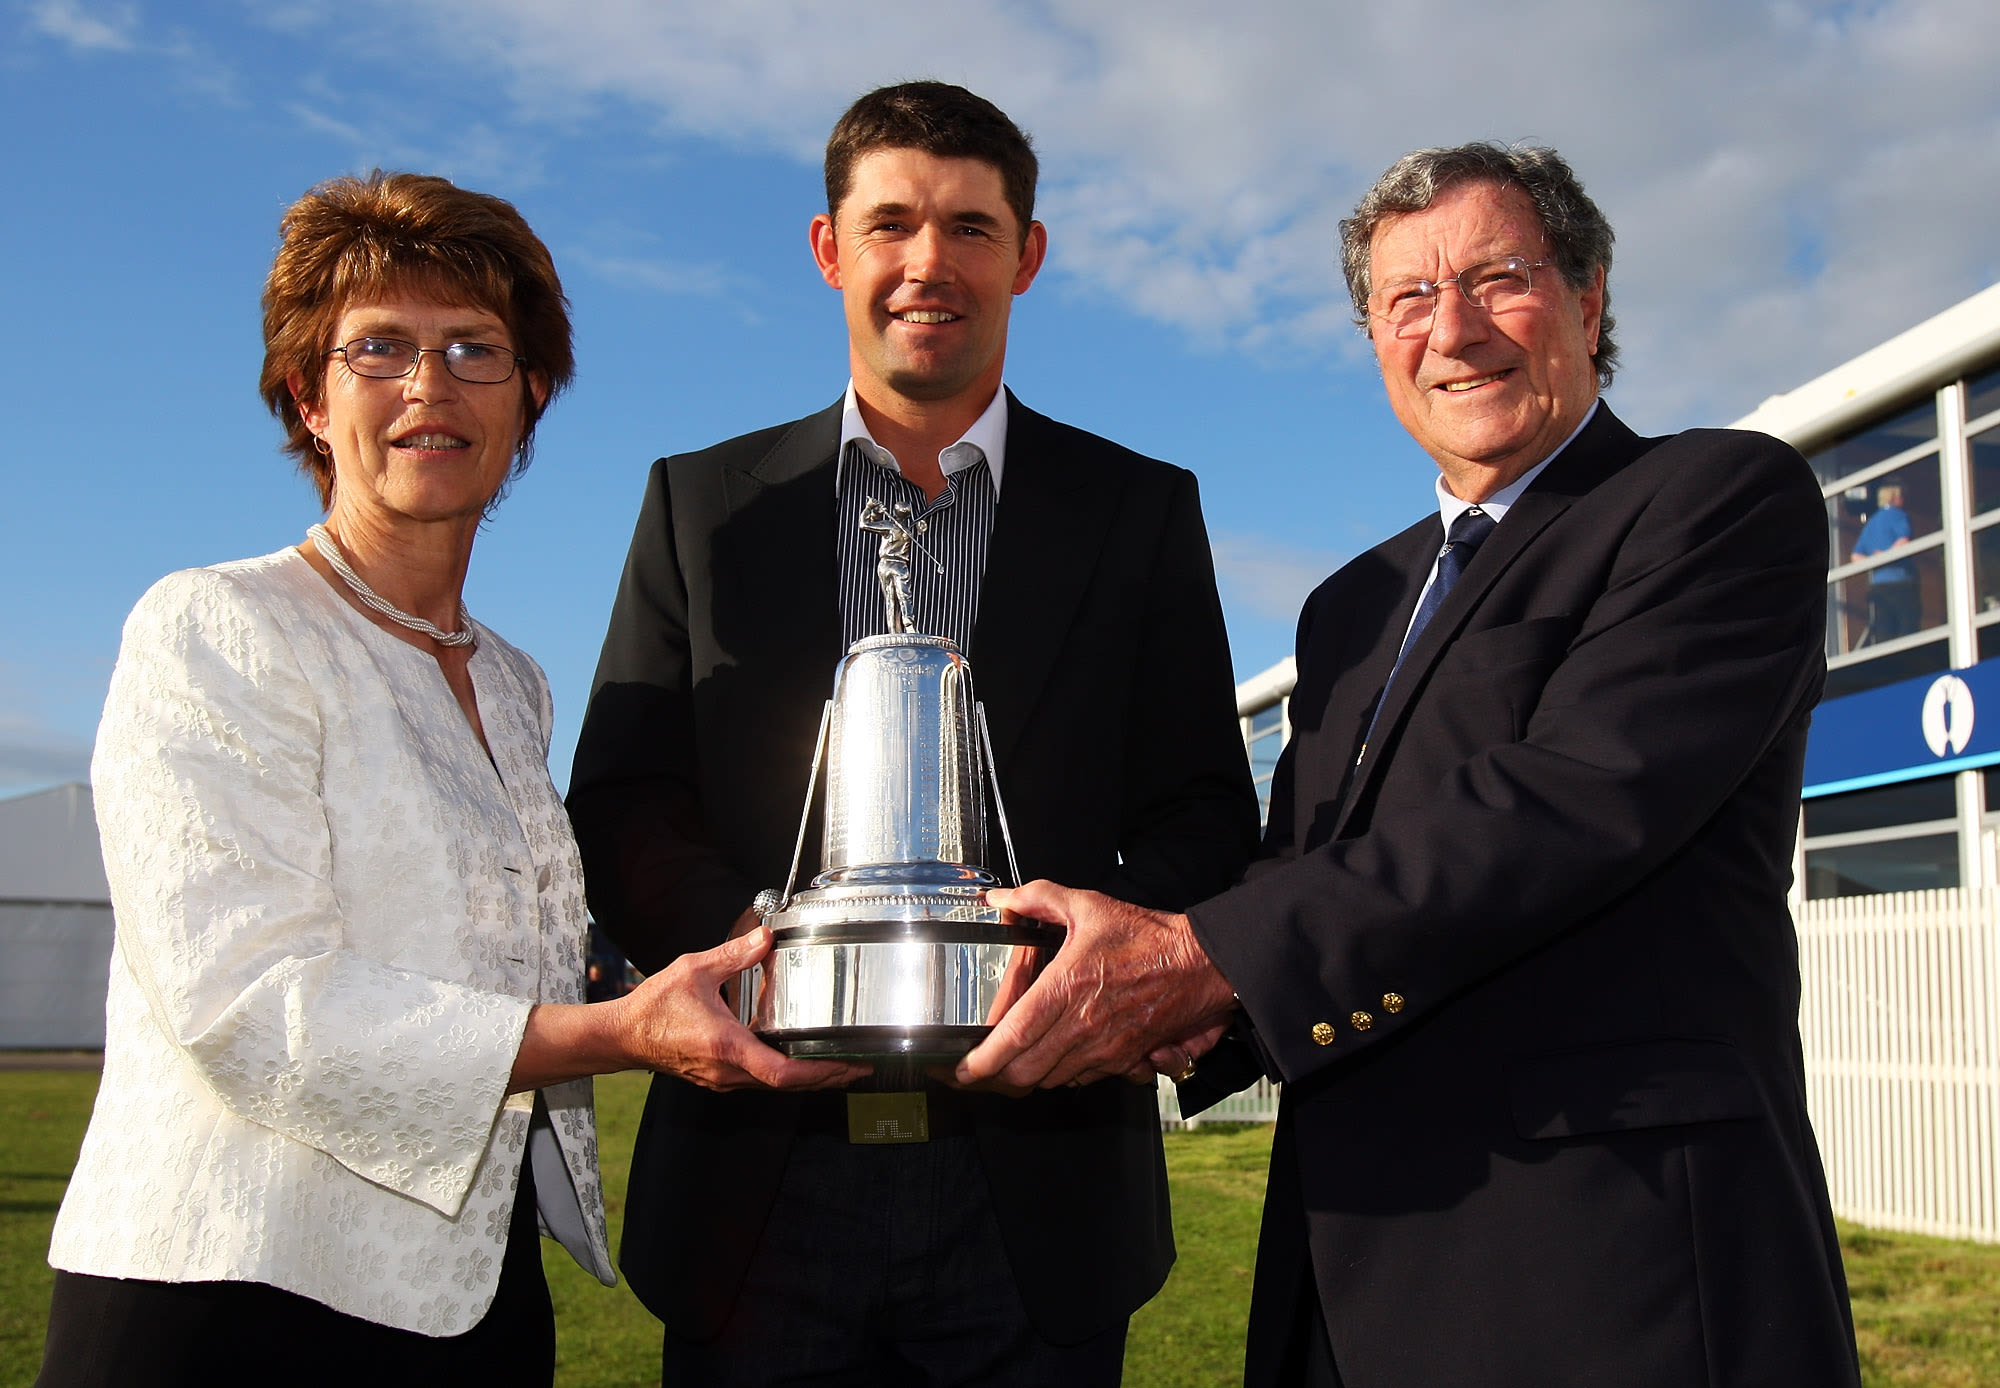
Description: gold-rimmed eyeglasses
xmin=1367 ymin=256 xmax=1551 ymax=335
xmin=328 ymin=337 xmax=526 ymax=385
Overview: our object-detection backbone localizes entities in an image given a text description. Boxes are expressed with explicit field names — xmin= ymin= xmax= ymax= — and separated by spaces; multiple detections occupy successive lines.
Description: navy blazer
xmin=1190 ymin=406 xmax=1860 ymax=1386
xmin=569 ymin=393 xmax=1259 ymax=1343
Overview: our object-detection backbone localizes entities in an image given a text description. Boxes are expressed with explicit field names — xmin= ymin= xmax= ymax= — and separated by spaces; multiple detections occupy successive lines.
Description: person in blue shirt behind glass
xmin=1852 ymin=482 xmax=1919 ymax=642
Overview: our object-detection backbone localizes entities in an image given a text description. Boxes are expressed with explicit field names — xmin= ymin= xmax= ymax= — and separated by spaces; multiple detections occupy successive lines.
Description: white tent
xmin=0 ymin=782 xmax=113 ymax=1048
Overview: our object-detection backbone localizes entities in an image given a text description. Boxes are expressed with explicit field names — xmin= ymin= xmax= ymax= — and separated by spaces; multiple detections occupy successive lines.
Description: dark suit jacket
xmin=569 ymin=393 xmax=1259 ymax=1344
xmin=1190 ymin=406 xmax=1860 ymax=1387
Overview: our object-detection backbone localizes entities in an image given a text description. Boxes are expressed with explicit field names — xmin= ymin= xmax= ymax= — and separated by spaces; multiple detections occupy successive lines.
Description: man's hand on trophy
xmin=927 ymin=941 xmax=1044 ymax=1094
xmin=616 ymin=926 xmax=870 ymax=1091
xmin=956 ymin=882 xmax=1238 ymax=1090
xmin=1140 ymin=1017 xmax=1232 ymax=1087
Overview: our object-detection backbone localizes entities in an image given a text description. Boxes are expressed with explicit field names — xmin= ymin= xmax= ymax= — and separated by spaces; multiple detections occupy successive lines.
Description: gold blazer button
xmin=1350 ymin=1011 xmax=1374 ymax=1031
xmin=1311 ymin=1021 xmax=1336 ymax=1045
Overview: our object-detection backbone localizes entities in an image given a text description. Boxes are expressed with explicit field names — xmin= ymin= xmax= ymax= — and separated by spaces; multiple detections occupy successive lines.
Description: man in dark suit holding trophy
xmin=961 ymin=142 xmax=1861 ymax=1386
xmin=569 ymin=81 xmax=1258 ymax=1385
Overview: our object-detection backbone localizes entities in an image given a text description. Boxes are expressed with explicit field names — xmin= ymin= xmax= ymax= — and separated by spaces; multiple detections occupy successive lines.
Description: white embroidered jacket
xmin=49 ymin=549 xmax=615 ymax=1335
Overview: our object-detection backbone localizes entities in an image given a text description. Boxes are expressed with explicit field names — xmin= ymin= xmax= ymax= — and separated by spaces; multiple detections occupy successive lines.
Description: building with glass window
xmin=1235 ymin=282 xmax=2000 ymax=898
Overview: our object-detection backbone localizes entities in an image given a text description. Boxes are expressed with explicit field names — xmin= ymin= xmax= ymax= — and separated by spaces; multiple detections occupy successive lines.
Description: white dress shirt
xmin=1400 ymin=399 xmax=1601 ymax=648
xmin=49 ymin=548 xmax=613 ymax=1335
xmin=837 ymin=379 xmax=1009 ymax=495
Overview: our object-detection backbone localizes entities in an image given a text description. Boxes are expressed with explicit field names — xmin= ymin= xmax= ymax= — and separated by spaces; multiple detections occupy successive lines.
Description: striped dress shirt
xmin=835 ymin=385 xmax=1004 ymax=658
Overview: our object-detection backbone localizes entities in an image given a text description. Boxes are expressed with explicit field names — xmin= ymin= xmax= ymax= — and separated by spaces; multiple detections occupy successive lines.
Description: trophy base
xmin=767 ymin=1025 xmax=992 ymax=1062
xmin=739 ymin=896 xmax=1063 ymax=1061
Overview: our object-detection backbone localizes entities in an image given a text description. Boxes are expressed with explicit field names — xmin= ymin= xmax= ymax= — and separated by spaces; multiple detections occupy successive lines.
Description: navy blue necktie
xmin=1359 ymin=505 xmax=1497 ymax=761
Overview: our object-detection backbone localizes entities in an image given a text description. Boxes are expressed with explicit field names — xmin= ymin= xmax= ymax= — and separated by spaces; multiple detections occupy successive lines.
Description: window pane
xmin=1806 ymin=397 xmax=1937 ymax=487
xmin=1822 ymin=639 xmax=1949 ymax=702
xmin=1247 ymin=726 xmax=1282 ymax=783
xmin=1829 ymin=456 xmax=1942 ymax=571
xmin=1827 ymin=544 xmax=1945 ymax=658
xmin=1972 ymin=422 xmax=2000 ymax=517
xmin=1245 ymin=704 xmax=1285 ymax=826
xmin=1968 ymin=361 xmax=2000 ymax=429
xmin=1804 ymin=776 xmax=1957 ymax=837
xmin=1973 ymin=521 xmax=2000 ymax=617
xmin=1805 ymin=833 xmax=1959 ymax=899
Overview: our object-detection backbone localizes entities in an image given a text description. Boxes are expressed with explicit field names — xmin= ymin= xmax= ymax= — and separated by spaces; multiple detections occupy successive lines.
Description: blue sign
xmin=1803 ymin=657 xmax=2000 ymax=798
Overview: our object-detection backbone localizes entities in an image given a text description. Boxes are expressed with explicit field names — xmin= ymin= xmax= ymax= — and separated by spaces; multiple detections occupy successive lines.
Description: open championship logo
xmin=1921 ymin=674 xmax=1975 ymax=758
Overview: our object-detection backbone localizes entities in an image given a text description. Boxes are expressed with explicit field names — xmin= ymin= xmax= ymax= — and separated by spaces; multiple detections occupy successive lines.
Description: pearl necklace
xmin=307 ymin=524 xmax=476 ymax=648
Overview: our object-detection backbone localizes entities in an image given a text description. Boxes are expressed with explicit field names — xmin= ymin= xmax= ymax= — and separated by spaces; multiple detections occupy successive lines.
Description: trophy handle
xmin=976 ymin=702 xmax=1024 ymax=888
xmin=778 ymin=700 xmax=835 ymax=908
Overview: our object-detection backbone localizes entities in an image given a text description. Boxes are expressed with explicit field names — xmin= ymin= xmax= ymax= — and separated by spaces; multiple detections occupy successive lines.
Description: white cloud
xmin=0 ymin=733 xmax=91 ymax=793
xmin=29 ymin=0 xmax=138 ymax=51
xmin=53 ymin=0 xmax=2000 ymax=435
xmin=25 ymin=3 xmax=242 ymax=103
xmin=332 ymin=0 xmax=1997 ymax=434
xmin=281 ymin=93 xmax=550 ymax=190
xmin=1210 ymin=531 xmax=1348 ymax=622
xmin=566 ymin=249 xmax=748 ymax=302
xmin=0 ymin=697 xmax=92 ymax=793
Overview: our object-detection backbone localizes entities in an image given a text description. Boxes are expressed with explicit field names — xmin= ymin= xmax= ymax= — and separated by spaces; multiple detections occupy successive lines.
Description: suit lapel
xmin=1332 ymin=405 xmax=1643 ymax=839
xmin=733 ymin=393 xmax=1126 ymax=772
xmin=1347 ymin=520 xmax=1439 ymax=715
xmin=1291 ymin=519 xmax=1433 ymax=851
xmin=972 ymin=394 xmax=1118 ymax=769
xmin=715 ymin=400 xmax=844 ymax=680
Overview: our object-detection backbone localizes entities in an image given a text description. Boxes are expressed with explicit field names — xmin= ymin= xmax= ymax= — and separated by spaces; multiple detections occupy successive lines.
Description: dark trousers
xmin=37 ymin=1161 xmax=553 ymax=1387
xmin=1279 ymin=1276 xmax=1343 ymax=1388
xmin=1245 ymin=1105 xmax=1342 ymax=1388
xmin=660 ymin=1128 xmax=1128 ymax=1387
xmin=1866 ymin=579 xmax=1921 ymax=642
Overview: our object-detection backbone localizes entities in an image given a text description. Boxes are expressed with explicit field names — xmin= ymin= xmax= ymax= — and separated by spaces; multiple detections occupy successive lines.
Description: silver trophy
xmin=735 ymin=499 xmax=1063 ymax=1060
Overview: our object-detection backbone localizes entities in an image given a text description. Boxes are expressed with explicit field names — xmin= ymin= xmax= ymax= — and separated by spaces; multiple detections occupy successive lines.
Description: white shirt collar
xmin=836 ymin=381 xmax=1009 ymax=496
xmin=1432 ymin=398 xmax=1599 ymax=531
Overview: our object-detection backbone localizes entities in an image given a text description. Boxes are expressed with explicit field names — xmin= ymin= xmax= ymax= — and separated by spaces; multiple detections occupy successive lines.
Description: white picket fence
xmin=1798 ymin=886 xmax=2000 ymax=1243
xmin=1156 ymin=888 xmax=2000 ymax=1244
xmin=1157 ymin=1073 xmax=1280 ymax=1129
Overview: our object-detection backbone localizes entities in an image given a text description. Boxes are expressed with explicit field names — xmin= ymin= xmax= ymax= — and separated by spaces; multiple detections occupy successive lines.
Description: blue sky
xmin=3 ymin=0 xmax=1997 ymax=795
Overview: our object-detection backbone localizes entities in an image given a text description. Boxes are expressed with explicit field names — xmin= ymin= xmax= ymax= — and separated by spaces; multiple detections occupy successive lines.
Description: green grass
xmin=543 ymin=1076 xmax=1271 ymax=1388
xmin=1123 ymin=1123 xmax=1270 ymax=1387
xmin=0 ymin=1071 xmax=98 ymax=1381
xmin=7 ymin=1065 xmax=2000 ymax=1387
xmin=1842 ymin=1222 xmax=2000 ymax=1387
xmin=541 ymin=1071 xmax=657 ymax=1385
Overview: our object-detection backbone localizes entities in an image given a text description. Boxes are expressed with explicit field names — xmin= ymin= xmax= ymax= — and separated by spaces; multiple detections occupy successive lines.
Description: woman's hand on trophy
xmin=925 ymin=1063 xmax=1035 ymax=1098
xmin=718 ymin=904 xmax=765 ymax=1014
xmin=957 ymin=881 xmax=1239 ymax=1091
xmin=614 ymin=926 xmax=871 ymax=1091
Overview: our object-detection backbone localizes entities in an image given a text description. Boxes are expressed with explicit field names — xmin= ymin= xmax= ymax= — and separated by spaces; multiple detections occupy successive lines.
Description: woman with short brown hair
xmin=37 ymin=171 xmax=858 ymax=1387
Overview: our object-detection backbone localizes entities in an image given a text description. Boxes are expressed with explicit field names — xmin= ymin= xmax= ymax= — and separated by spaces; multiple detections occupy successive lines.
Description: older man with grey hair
xmin=961 ymin=142 xmax=1860 ymax=1386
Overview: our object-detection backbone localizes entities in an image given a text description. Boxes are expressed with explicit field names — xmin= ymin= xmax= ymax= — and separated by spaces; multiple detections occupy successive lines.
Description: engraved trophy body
xmin=735 ymin=500 xmax=1062 ymax=1060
